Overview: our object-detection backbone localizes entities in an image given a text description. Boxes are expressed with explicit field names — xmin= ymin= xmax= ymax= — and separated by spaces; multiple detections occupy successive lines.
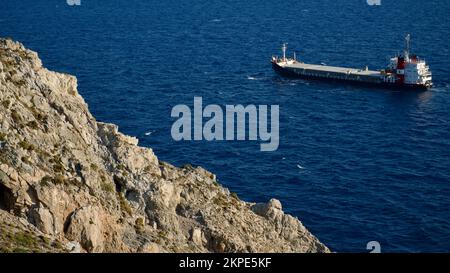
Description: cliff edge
xmin=0 ymin=38 xmax=329 ymax=253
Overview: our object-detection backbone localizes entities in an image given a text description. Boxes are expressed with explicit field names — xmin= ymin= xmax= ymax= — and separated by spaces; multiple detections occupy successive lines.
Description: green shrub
xmin=53 ymin=174 xmax=65 ymax=184
xmin=21 ymin=156 xmax=30 ymax=164
xmin=143 ymin=165 xmax=153 ymax=173
xmin=135 ymin=218 xmax=145 ymax=233
xmin=0 ymin=246 xmax=12 ymax=253
xmin=2 ymin=99 xmax=10 ymax=109
xmin=0 ymin=155 xmax=8 ymax=165
xmin=40 ymin=236 xmax=51 ymax=246
xmin=18 ymin=140 xmax=35 ymax=151
xmin=230 ymin=192 xmax=239 ymax=200
xmin=11 ymin=109 xmax=21 ymax=124
xmin=2 ymin=231 xmax=40 ymax=252
xmin=36 ymin=149 xmax=51 ymax=160
xmin=32 ymin=111 xmax=46 ymax=123
xmin=27 ymin=120 xmax=39 ymax=130
xmin=52 ymin=241 xmax=63 ymax=249
xmin=40 ymin=175 xmax=53 ymax=187
xmin=90 ymin=163 xmax=98 ymax=172
xmin=158 ymin=230 xmax=168 ymax=238
xmin=12 ymin=247 xmax=30 ymax=253
xmin=117 ymin=194 xmax=132 ymax=215
xmin=14 ymin=79 xmax=26 ymax=87
xmin=52 ymin=162 xmax=64 ymax=173
xmin=100 ymin=177 xmax=115 ymax=193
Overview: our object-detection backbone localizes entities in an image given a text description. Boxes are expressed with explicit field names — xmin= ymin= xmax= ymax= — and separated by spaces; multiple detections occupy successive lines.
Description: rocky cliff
xmin=0 ymin=38 xmax=329 ymax=253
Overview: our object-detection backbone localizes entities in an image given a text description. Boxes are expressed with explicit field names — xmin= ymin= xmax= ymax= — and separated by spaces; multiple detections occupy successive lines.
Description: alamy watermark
xmin=366 ymin=241 xmax=381 ymax=253
xmin=171 ymin=97 xmax=279 ymax=152
xmin=67 ymin=0 xmax=81 ymax=6
xmin=367 ymin=0 xmax=381 ymax=6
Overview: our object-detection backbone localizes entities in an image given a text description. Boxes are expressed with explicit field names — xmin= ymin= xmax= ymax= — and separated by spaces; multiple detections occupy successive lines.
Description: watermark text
xmin=171 ymin=97 xmax=279 ymax=152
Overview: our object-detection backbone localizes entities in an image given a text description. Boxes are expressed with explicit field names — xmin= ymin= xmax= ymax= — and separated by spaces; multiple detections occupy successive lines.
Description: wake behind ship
xmin=272 ymin=35 xmax=433 ymax=90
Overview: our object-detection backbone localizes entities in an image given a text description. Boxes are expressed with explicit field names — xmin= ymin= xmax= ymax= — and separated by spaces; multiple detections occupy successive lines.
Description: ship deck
xmin=283 ymin=62 xmax=382 ymax=77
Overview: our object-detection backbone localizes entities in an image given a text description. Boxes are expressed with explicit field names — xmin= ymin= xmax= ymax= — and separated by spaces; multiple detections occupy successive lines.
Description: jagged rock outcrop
xmin=0 ymin=38 xmax=329 ymax=253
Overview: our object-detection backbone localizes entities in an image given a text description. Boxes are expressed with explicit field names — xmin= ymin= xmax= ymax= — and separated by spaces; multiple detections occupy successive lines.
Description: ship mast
xmin=282 ymin=43 xmax=287 ymax=62
xmin=404 ymin=34 xmax=411 ymax=62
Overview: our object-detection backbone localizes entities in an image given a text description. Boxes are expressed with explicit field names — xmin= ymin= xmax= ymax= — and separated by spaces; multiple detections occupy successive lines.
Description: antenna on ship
xmin=405 ymin=34 xmax=411 ymax=62
xmin=282 ymin=43 xmax=287 ymax=62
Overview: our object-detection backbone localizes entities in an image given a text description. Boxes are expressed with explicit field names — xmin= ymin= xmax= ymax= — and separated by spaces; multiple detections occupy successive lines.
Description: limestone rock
xmin=31 ymin=205 xmax=54 ymax=235
xmin=65 ymin=241 xmax=83 ymax=253
xmin=251 ymin=198 xmax=283 ymax=220
xmin=190 ymin=228 xmax=206 ymax=246
xmin=65 ymin=206 xmax=104 ymax=252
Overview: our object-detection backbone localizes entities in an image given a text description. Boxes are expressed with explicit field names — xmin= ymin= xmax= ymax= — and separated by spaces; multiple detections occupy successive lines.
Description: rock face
xmin=0 ymin=38 xmax=329 ymax=253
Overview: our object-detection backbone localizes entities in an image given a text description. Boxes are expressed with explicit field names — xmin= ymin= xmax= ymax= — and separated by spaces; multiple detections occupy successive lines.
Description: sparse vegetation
xmin=117 ymin=193 xmax=132 ymax=215
xmin=52 ymin=162 xmax=64 ymax=173
xmin=13 ymin=232 xmax=37 ymax=248
xmin=51 ymin=241 xmax=63 ymax=249
xmin=0 ymin=246 xmax=11 ymax=253
xmin=0 ymin=229 xmax=40 ymax=253
xmin=21 ymin=156 xmax=30 ymax=164
xmin=39 ymin=236 xmax=51 ymax=246
xmin=32 ymin=110 xmax=47 ymax=123
xmin=100 ymin=176 xmax=114 ymax=193
xmin=0 ymin=155 xmax=8 ymax=165
xmin=117 ymin=163 xmax=126 ymax=171
xmin=53 ymin=174 xmax=65 ymax=184
xmin=14 ymin=79 xmax=26 ymax=87
xmin=0 ymin=132 xmax=6 ymax=142
xmin=40 ymin=175 xmax=53 ymax=187
xmin=12 ymin=247 xmax=29 ymax=253
xmin=27 ymin=120 xmax=39 ymax=130
xmin=158 ymin=230 xmax=168 ymax=238
xmin=213 ymin=194 xmax=229 ymax=208
xmin=143 ymin=164 xmax=153 ymax=173
xmin=67 ymin=178 xmax=82 ymax=188
xmin=135 ymin=218 xmax=145 ymax=233
xmin=2 ymin=99 xmax=10 ymax=109
xmin=18 ymin=140 xmax=35 ymax=151
xmin=231 ymin=192 xmax=239 ymax=200
xmin=35 ymin=148 xmax=51 ymax=161
xmin=10 ymin=109 xmax=21 ymax=124
xmin=39 ymin=174 xmax=66 ymax=186
xmin=90 ymin=163 xmax=98 ymax=172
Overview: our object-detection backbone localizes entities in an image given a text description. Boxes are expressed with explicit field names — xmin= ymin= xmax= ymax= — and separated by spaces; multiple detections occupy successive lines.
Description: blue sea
xmin=1 ymin=0 xmax=450 ymax=252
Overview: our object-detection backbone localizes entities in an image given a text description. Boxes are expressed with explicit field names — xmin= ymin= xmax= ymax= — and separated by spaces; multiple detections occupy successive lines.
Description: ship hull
xmin=272 ymin=62 xmax=430 ymax=91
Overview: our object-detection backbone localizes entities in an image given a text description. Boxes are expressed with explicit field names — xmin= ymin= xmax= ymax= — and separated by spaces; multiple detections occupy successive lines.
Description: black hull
xmin=272 ymin=62 xmax=430 ymax=91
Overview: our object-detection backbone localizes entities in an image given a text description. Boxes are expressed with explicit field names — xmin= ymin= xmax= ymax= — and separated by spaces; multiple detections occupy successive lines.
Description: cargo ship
xmin=271 ymin=35 xmax=432 ymax=90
